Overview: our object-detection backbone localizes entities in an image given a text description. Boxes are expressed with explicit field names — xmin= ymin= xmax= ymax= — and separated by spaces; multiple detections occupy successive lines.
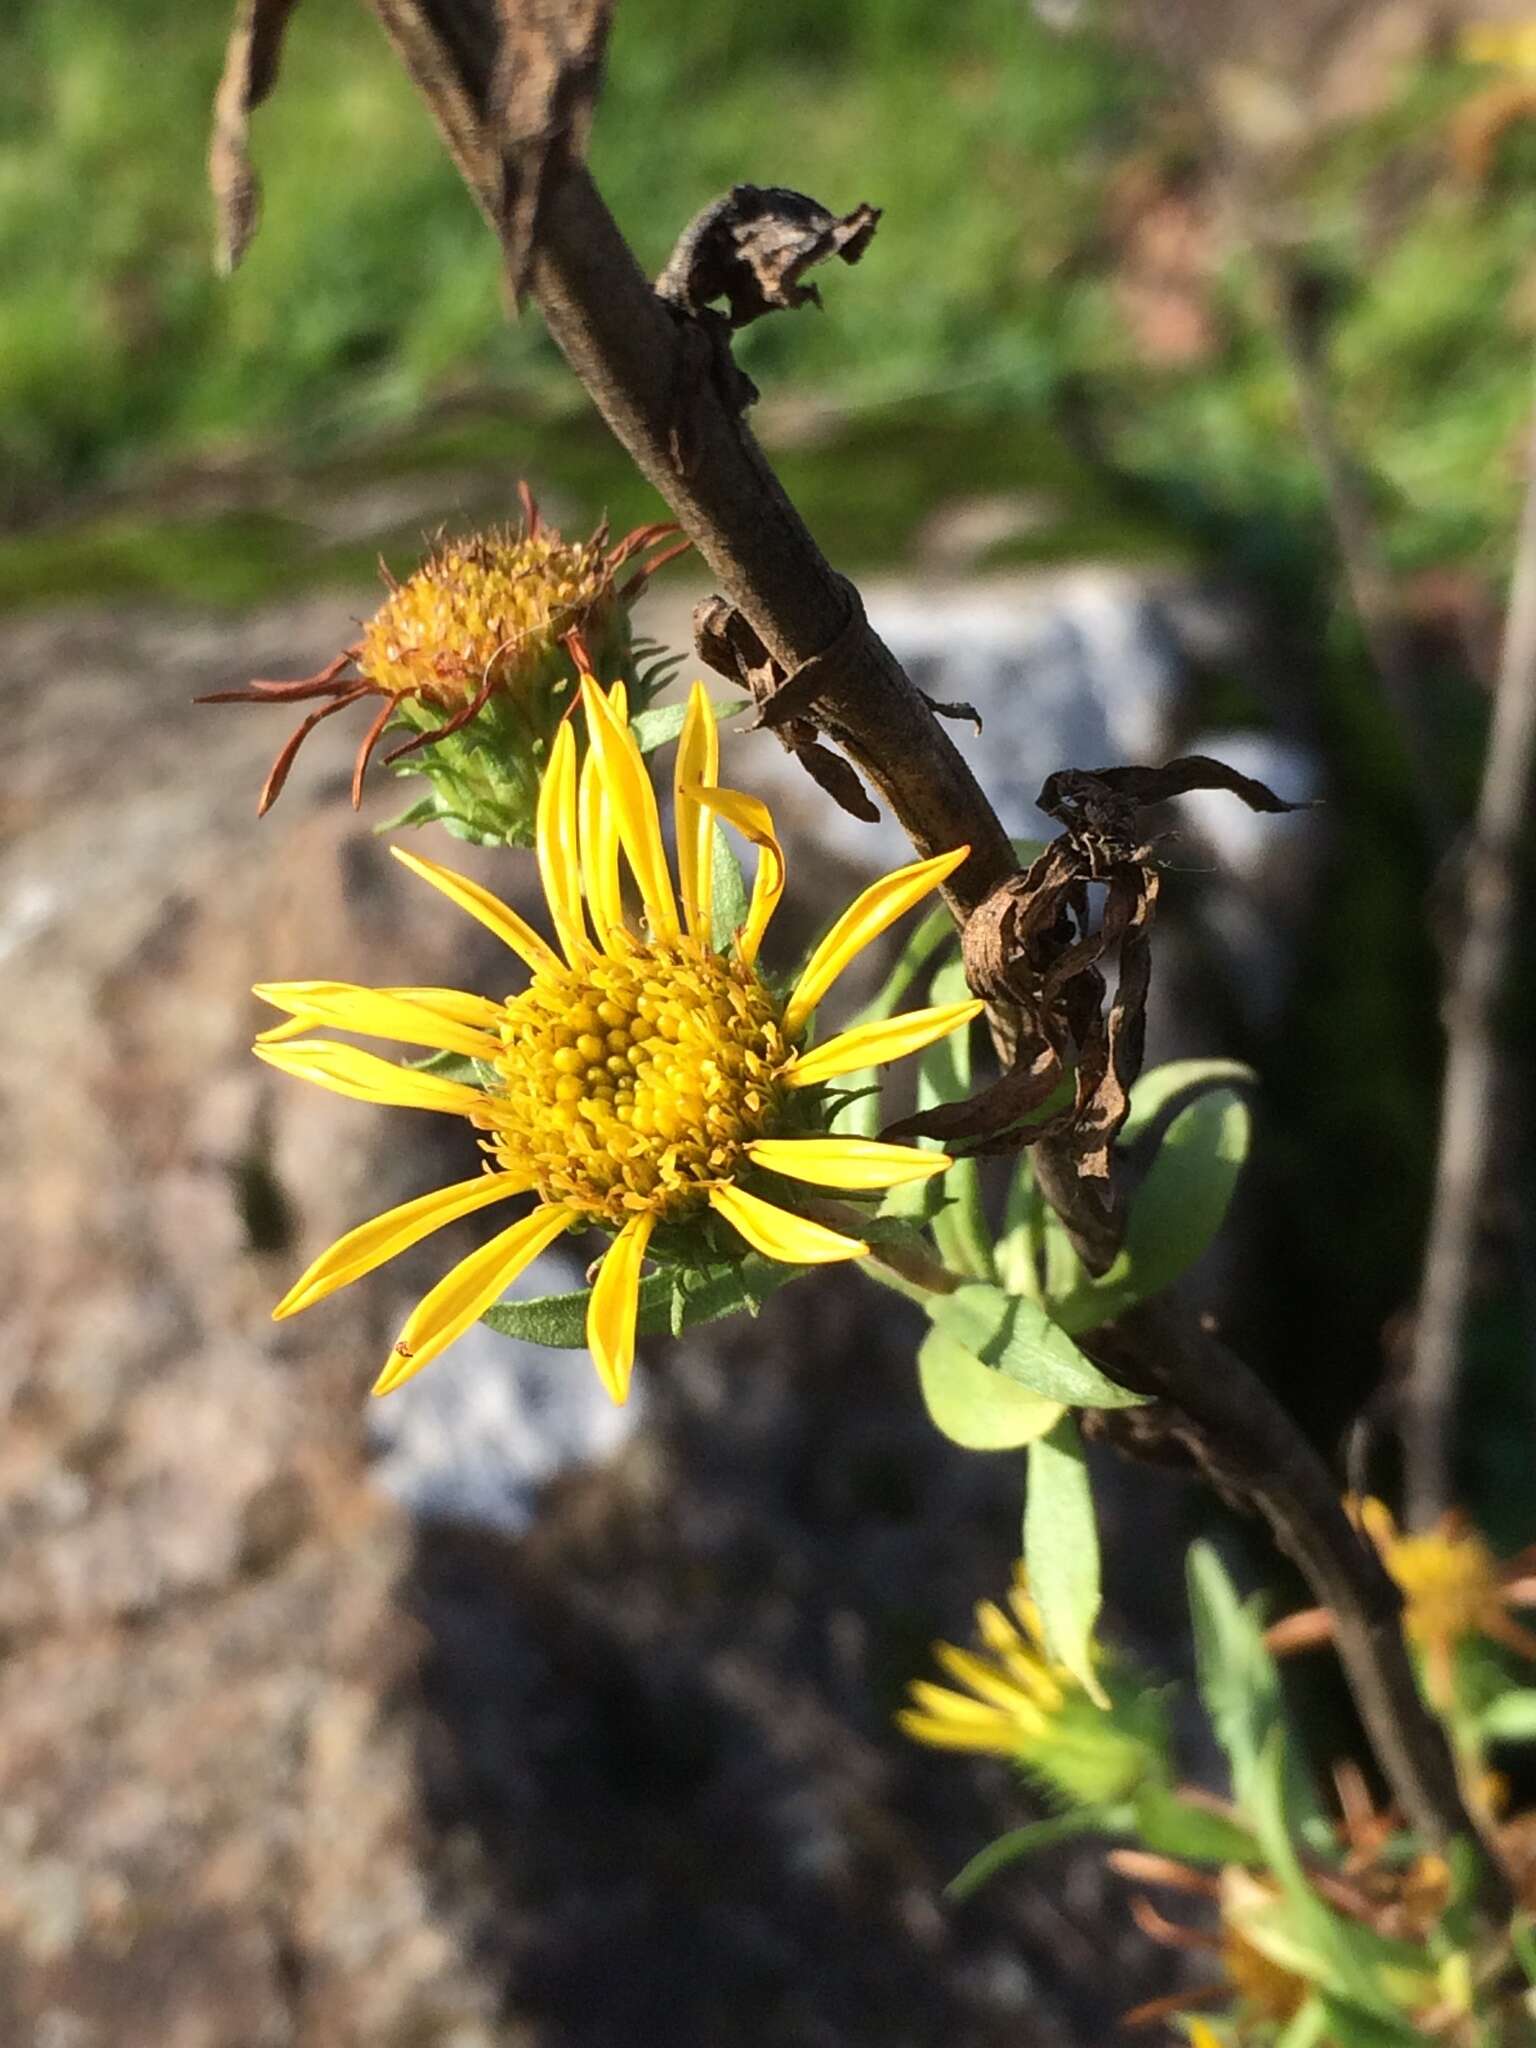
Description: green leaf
xmin=994 ymin=1155 xmax=1046 ymax=1303
xmin=1186 ymin=1540 xmax=1293 ymax=1820
xmin=1130 ymin=1782 xmax=1264 ymax=1867
xmin=945 ymin=1804 xmax=1127 ymax=1901
xmin=1054 ymin=1085 xmax=1252 ymax=1333
xmin=1025 ymin=1415 xmax=1107 ymax=1704
xmin=709 ymin=822 xmax=751 ymax=956
xmin=1117 ymin=1057 xmax=1257 ymax=1148
xmin=884 ymin=955 xmax=992 ymax=1276
xmin=627 ymin=697 xmax=741 ymax=754
xmin=1274 ymin=2000 xmax=1332 ymax=2048
xmin=482 ymin=1253 xmax=803 ymax=1348
xmin=1477 ymin=1689 xmax=1536 ymax=1744
xmin=917 ymin=1326 xmax=1064 ymax=1451
xmin=929 ymin=1283 xmax=1146 ymax=1408
xmin=1312 ymin=2000 xmax=1436 ymax=2048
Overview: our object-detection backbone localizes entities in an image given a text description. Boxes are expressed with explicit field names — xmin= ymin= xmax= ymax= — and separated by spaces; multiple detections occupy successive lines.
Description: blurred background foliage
xmin=6 ymin=0 xmax=1535 ymax=1514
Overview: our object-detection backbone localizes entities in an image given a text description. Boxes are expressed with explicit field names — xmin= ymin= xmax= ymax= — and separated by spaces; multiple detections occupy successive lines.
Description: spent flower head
xmin=898 ymin=1562 xmax=1167 ymax=1806
xmin=254 ymin=676 xmax=983 ymax=1402
xmin=200 ymin=486 xmax=685 ymax=842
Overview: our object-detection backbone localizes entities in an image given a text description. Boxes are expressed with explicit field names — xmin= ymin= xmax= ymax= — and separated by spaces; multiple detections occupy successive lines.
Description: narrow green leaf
xmin=482 ymin=1253 xmax=802 ymax=1347
xmin=709 ymin=823 xmax=750 ymax=956
xmin=627 ymin=696 xmax=741 ymax=754
xmin=1025 ymin=1415 xmax=1107 ymax=1705
xmin=945 ymin=1804 xmax=1126 ymax=1901
xmin=1130 ymin=1782 xmax=1263 ymax=1867
xmin=1274 ymin=2000 xmax=1332 ymax=2048
xmin=917 ymin=1326 xmax=1064 ymax=1451
xmin=994 ymin=1155 xmax=1044 ymax=1302
xmin=1313 ymin=2000 xmax=1437 ymax=2048
xmin=1054 ymin=1086 xmax=1252 ymax=1333
xmin=1117 ymin=1057 xmax=1257 ymax=1148
xmin=929 ymin=1284 xmax=1146 ymax=1408
xmin=1186 ymin=1540 xmax=1288 ymax=1818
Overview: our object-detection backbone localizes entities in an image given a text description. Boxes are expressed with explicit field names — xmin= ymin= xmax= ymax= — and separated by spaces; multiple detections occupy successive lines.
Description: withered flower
xmin=200 ymin=485 xmax=686 ymax=842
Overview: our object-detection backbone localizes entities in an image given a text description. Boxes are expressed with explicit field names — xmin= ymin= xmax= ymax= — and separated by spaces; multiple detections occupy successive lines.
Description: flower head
xmin=1269 ymin=1496 xmax=1536 ymax=1706
xmin=254 ymin=677 xmax=982 ymax=1402
xmin=898 ymin=1563 xmax=1165 ymax=1805
xmin=200 ymin=488 xmax=685 ymax=840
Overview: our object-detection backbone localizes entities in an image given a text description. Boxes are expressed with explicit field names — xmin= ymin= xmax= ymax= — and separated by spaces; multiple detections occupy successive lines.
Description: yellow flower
xmin=254 ymin=676 xmax=982 ymax=1403
xmin=200 ymin=491 xmax=684 ymax=829
xmin=1269 ymin=1497 xmax=1536 ymax=1706
xmin=898 ymin=1564 xmax=1163 ymax=1804
xmin=898 ymin=1565 xmax=1071 ymax=1756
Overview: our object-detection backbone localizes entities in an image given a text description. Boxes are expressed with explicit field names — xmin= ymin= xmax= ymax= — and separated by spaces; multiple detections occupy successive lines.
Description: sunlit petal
xmin=536 ymin=718 xmax=590 ymax=963
xmin=893 ymin=1711 xmax=1019 ymax=1753
xmin=253 ymin=1038 xmax=488 ymax=1115
xmin=674 ymin=682 xmax=719 ymax=942
xmin=253 ymin=980 xmax=498 ymax=1061
xmin=747 ymin=1135 xmax=953 ymax=1190
xmin=579 ymin=675 xmax=679 ymax=939
xmin=274 ymin=1169 xmax=532 ymax=1318
xmin=691 ymin=785 xmax=783 ymax=964
xmin=579 ymin=712 xmax=626 ymax=953
xmin=781 ymin=999 xmax=984 ymax=1088
xmin=707 ymin=1182 xmax=867 ymax=1264
xmin=391 ymin=845 xmax=560 ymax=974
xmin=783 ymin=844 xmax=971 ymax=1037
xmin=586 ymin=1211 xmax=655 ymax=1406
xmin=372 ymin=1202 xmax=576 ymax=1395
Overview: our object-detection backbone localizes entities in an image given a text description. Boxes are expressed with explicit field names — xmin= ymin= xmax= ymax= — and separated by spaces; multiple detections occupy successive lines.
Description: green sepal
xmin=927 ymin=1283 xmax=1147 ymax=1408
xmin=481 ymin=1251 xmax=805 ymax=1348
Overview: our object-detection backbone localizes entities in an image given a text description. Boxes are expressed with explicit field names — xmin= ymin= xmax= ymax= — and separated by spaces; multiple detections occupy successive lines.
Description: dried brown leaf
xmin=657 ymin=186 xmax=881 ymax=327
xmin=1038 ymin=754 xmax=1312 ymax=824
xmin=210 ymin=0 xmax=303 ymax=273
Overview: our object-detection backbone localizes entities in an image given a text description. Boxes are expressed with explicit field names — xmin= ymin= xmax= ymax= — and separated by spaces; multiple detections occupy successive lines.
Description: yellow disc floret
xmin=484 ymin=935 xmax=789 ymax=1223
xmin=359 ymin=527 xmax=616 ymax=707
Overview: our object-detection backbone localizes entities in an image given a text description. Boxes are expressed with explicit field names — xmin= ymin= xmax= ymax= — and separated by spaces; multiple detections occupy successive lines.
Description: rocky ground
xmin=2 ymin=587 xmax=1233 ymax=2047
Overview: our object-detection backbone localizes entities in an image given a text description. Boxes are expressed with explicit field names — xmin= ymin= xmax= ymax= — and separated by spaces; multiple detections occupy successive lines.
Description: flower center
xmin=358 ymin=531 xmax=613 ymax=706
xmin=482 ymin=936 xmax=789 ymax=1222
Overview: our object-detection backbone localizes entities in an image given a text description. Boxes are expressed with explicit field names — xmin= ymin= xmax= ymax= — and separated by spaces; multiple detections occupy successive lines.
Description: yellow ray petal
xmin=783 ymin=844 xmax=972 ymax=1038
xmin=894 ymin=1710 xmax=1018 ymax=1754
xmin=373 ymin=1201 xmax=576 ymax=1395
xmin=746 ymin=1136 xmax=953 ymax=1190
xmin=274 ymin=1169 xmax=533 ymax=1319
xmin=536 ymin=718 xmax=590 ymax=964
xmin=579 ymin=716 xmax=626 ymax=953
xmin=585 ymin=1211 xmax=655 ymax=1406
xmin=579 ymin=675 xmax=679 ymax=940
xmin=254 ymin=985 xmax=504 ymax=1047
xmin=934 ymin=1645 xmax=1048 ymax=1728
xmin=707 ymin=1182 xmax=868 ymax=1264
xmin=674 ymin=682 xmax=719 ymax=943
xmin=253 ymin=1038 xmax=488 ymax=1116
xmin=690 ymin=786 xmax=783 ymax=965
xmin=906 ymin=1679 xmax=1006 ymax=1723
xmin=390 ymin=845 xmax=560 ymax=975
xmin=253 ymin=981 xmax=499 ymax=1061
xmin=781 ymin=999 xmax=984 ymax=1089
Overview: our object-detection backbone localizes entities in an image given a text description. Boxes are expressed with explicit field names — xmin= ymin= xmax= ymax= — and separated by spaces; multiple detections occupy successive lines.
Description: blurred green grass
xmin=8 ymin=0 xmax=1536 ymax=611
